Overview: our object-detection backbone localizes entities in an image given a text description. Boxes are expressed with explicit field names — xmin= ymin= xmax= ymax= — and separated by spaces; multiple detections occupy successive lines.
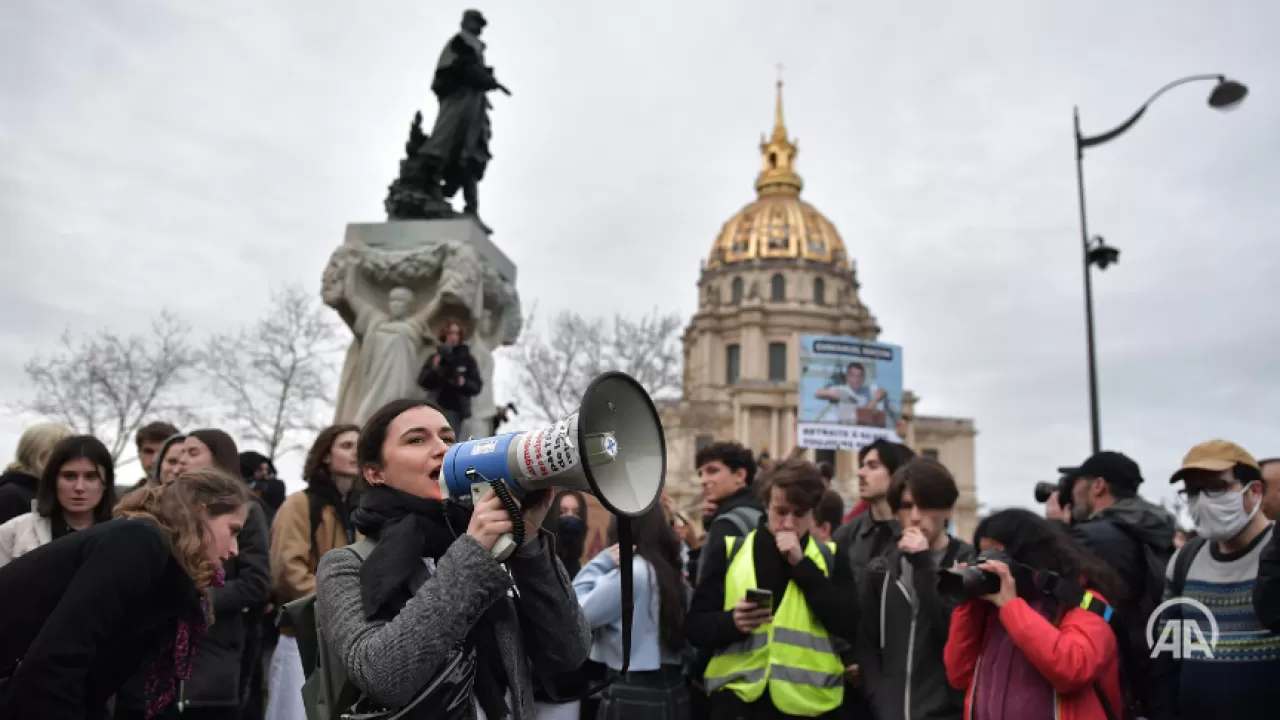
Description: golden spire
xmin=756 ymin=66 xmax=802 ymax=197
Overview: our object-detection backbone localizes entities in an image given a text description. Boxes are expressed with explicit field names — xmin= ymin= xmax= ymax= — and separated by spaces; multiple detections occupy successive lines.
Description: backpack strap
xmin=348 ymin=538 xmax=376 ymax=562
xmin=814 ymin=539 xmax=835 ymax=573
xmin=1172 ymin=535 xmax=1207 ymax=598
xmin=713 ymin=506 xmax=762 ymax=538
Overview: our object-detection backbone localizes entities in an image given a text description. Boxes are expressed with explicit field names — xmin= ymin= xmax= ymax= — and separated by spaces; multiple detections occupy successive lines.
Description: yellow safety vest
xmin=703 ymin=530 xmax=845 ymax=716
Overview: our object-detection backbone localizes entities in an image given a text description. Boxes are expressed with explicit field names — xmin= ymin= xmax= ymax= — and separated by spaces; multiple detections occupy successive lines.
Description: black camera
xmin=1034 ymin=481 xmax=1058 ymax=503
xmin=937 ymin=550 xmax=1012 ymax=602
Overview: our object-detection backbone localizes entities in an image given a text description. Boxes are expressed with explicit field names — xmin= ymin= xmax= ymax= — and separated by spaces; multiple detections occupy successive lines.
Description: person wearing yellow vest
xmin=689 ymin=458 xmax=858 ymax=719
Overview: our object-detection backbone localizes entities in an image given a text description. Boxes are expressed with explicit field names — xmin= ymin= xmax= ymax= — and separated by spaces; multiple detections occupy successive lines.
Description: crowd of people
xmin=0 ymin=403 xmax=1277 ymax=719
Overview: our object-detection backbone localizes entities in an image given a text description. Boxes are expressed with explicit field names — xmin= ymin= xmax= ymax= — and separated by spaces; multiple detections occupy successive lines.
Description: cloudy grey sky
xmin=3 ymin=0 xmax=1276 ymax=515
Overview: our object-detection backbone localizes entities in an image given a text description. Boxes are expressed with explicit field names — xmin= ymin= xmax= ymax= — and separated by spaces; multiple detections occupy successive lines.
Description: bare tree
xmin=200 ymin=284 xmax=342 ymax=461
xmin=507 ymin=307 xmax=683 ymax=423
xmin=22 ymin=312 xmax=198 ymax=462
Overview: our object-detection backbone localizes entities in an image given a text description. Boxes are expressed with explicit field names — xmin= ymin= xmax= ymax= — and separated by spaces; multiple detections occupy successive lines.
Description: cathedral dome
xmin=705 ymin=80 xmax=850 ymax=271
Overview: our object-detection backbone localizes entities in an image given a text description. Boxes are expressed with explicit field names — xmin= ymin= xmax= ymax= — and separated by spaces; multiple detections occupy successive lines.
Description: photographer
xmin=943 ymin=509 xmax=1124 ymax=720
xmin=417 ymin=321 xmax=482 ymax=433
xmin=1061 ymin=452 xmax=1175 ymax=718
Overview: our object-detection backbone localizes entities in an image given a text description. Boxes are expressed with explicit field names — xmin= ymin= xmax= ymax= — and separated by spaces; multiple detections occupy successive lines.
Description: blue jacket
xmin=573 ymin=549 xmax=687 ymax=671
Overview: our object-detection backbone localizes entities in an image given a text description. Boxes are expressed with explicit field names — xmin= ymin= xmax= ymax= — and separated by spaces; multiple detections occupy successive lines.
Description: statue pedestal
xmin=322 ymin=218 xmax=522 ymax=435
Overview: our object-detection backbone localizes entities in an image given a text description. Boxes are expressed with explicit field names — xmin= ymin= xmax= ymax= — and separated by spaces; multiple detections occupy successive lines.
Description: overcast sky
xmin=3 ymin=0 xmax=1276 ymax=518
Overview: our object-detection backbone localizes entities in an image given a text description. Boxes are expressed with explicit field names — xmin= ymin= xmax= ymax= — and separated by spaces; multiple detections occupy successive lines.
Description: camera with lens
xmin=1034 ymin=473 xmax=1074 ymax=508
xmin=937 ymin=549 xmax=1013 ymax=601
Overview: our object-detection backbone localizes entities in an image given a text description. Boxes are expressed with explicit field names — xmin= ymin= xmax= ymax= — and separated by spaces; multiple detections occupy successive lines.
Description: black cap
xmin=1058 ymin=451 xmax=1143 ymax=491
xmin=463 ymin=9 xmax=487 ymax=27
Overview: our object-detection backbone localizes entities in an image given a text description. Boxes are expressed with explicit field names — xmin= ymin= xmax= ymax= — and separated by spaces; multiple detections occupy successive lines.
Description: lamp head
xmin=1088 ymin=236 xmax=1120 ymax=270
xmin=1208 ymin=79 xmax=1248 ymax=110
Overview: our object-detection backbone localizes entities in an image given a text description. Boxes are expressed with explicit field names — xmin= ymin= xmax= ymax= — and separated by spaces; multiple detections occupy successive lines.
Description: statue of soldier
xmin=421 ymin=9 xmax=511 ymax=234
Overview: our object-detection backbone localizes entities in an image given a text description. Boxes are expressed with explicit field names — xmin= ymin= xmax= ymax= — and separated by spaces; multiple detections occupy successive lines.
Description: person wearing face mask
xmin=542 ymin=489 xmax=590 ymax=577
xmin=417 ymin=320 xmax=483 ymax=434
xmin=1147 ymin=440 xmax=1280 ymax=720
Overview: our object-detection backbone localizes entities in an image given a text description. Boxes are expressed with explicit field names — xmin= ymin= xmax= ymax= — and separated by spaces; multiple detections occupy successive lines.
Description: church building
xmin=656 ymin=80 xmax=979 ymax=542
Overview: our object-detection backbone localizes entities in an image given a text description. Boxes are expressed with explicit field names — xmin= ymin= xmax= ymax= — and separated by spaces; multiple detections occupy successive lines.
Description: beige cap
xmin=1170 ymin=439 xmax=1259 ymax=483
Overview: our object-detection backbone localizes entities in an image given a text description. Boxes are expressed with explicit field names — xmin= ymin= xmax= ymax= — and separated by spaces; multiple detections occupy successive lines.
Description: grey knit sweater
xmin=315 ymin=528 xmax=591 ymax=719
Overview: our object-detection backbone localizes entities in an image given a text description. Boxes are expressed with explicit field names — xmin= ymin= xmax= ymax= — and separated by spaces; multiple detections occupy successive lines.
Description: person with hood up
xmin=1061 ymin=451 xmax=1175 ymax=719
xmin=240 ymin=450 xmax=287 ymax=520
xmin=0 ymin=422 xmax=74 ymax=524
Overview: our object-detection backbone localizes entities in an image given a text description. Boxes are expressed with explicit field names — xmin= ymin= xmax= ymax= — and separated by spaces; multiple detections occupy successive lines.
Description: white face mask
xmin=1188 ymin=482 xmax=1260 ymax=542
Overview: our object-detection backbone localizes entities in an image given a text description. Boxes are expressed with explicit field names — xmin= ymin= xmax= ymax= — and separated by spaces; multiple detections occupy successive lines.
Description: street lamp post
xmin=1073 ymin=75 xmax=1247 ymax=454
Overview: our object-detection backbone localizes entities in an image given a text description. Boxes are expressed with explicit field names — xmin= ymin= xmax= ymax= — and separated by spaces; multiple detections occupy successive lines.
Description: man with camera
xmin=416 ymin=320 xmax=482 ymax=433
xmin=690 ymin=459 xmax=856 ymax=718
xmin=1060 ymin=450 xmax=1176 ymax=719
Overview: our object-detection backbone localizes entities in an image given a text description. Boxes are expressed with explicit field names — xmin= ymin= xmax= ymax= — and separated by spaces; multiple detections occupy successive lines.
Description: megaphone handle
xmin=464 ymin=469 xmax=526 ymax=560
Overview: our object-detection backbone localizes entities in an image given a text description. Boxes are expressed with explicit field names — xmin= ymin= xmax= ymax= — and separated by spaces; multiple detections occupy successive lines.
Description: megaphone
xmin=442 ymin=370 xmax=666 ymax=561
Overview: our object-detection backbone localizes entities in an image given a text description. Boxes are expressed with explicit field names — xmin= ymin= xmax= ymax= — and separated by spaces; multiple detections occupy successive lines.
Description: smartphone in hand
xmin=745 ymin=587 xmax=774 ymax=609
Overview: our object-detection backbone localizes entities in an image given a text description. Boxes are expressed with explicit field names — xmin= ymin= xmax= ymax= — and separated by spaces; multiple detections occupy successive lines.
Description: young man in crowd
xmin=689 ymin=441 xmax=765 ymax=584
xmin=1061 ymin=450 xmax=1176 ymax=718
xmin=860 ymin=457 xmax=973 ymax=720
xmin=834 ymin=439 xmax=915 ymax=716
xmin=132 ymin=421 xmax=179 ymax=489
xmin=1149 ymin=440 xmax=1280 ymax=720
xmin=691 ymin=459 xmax=856 ymax=718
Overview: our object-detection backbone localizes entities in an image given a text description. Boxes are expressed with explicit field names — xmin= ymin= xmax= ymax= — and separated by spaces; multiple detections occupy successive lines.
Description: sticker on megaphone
xmin=514 ymin=415 xmax=582 ymax=479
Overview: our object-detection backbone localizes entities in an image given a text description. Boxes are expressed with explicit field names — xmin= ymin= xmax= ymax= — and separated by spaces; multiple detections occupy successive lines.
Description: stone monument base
xmin=321 ymin=218 xmax=522 ymax=437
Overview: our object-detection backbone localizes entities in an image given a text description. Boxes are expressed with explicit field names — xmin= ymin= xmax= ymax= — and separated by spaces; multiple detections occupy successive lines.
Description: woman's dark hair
xmin=305 ymin=424 xmax=361 ymax=491
xmin=543 ymin=489 xmax=589 ymax=568
xmin=357 ymin=398 xmax=447 ymax=470
xmin=36 ymin=435 xmax=117 ymax=523
xmin=974 ymin=508 xmax=1126 ymax=617
xmin=627 ymin=506 xmax=688 ymax=652
xmin=150 ymin=433 xmax=186 ymax=485
xmin=187 ymin=429 xmax=241 ymax=475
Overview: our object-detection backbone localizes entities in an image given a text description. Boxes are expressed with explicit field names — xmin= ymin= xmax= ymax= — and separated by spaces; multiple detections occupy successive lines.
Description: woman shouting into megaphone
xmin=315 ymin=398 xmax=591 ymax=720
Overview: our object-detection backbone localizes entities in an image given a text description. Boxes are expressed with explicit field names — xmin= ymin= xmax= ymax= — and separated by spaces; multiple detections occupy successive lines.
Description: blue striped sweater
xmin=1150 ymin=523 xmax=1279 ymax=720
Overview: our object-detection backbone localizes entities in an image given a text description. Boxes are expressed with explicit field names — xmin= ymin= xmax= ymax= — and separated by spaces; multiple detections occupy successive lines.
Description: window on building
xmin=731 ymin=277 xmax=744 ymax=303
xmin=695 ymin=435 xmax=714 ymax=453
xmin=726 ymin=344 xmax=740 ymax=384
xmin=922 ymin=448 xmax=940 ymax=461
xmin=768 ymin=342 xmax=787 ymax=382
xmin=814 ymin=277 xmax=826 ymax=305
xmin=770 ymin=273 xmax=786 ymax=301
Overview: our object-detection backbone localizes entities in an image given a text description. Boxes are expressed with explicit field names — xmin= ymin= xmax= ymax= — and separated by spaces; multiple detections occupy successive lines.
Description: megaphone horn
xmin=442 ymin=371 xmax=667 ymax=560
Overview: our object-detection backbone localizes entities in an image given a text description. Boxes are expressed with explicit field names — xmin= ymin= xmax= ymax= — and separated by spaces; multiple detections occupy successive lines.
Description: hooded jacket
xmin=861 ymin=536 xmax=975 ymax=720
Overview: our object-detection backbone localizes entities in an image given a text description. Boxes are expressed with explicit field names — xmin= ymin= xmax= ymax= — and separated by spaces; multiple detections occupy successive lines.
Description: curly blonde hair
xmin=114 ymin=466 xmax=250 ymax=591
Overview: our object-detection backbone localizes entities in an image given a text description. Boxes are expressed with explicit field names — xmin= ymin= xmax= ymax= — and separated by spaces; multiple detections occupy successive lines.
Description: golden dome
xmin=706 ymin=78 xmax=849 ymax=271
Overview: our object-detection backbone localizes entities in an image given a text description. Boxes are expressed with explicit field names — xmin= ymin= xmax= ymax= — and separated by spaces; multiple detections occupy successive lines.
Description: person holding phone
xmin=689 ymin=459 xmax=857 ymax=719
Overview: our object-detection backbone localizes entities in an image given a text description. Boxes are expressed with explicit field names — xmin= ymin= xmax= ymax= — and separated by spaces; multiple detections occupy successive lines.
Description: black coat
xmin=0 ymin=518 xmax=201 ymax=720
xmin=0 ymin=469 xmax=39 ymax=525
xmin=417 ymin=343 xmax=483 ymax=419
xmin=177 ymin=500 xmax=271 ymax=709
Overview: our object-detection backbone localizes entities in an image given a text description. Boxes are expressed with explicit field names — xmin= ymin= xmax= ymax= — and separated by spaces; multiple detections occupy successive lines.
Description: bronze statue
xmin=385 ymin=9 xmax=510 ymax=234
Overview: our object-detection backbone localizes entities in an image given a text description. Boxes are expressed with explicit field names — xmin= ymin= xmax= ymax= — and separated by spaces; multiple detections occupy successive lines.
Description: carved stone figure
xmin=321 ymin=231 xmax=522 ymax=427
xmin=383 ymin=9 xmax=510 ymax=234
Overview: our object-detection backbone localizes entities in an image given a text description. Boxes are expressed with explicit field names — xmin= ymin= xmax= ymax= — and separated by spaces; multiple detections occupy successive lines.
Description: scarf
xmin=352 ymin=485 xmax=511 ymax=720
xmin=143 ymin=565 xmax=223 ymax=718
